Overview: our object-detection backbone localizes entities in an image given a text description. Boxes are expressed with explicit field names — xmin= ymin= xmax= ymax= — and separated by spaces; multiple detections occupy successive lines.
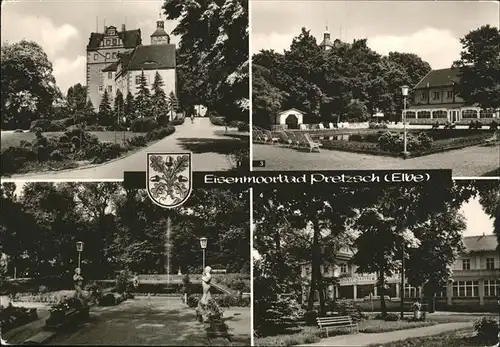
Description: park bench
xmin=316 ymin=315 xmax=359 ymax=337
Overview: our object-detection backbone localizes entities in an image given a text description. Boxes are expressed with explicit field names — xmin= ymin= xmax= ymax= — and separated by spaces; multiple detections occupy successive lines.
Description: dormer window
xmin=106 ymin=39 xmax=111 ymax=46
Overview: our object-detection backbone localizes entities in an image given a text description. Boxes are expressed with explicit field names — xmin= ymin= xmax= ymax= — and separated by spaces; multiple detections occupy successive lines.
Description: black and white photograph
xmin=0 ymin=181 xmax=251 ymax=345
xmin=1 ymin=0 xmax=249 ymax=179
xmin=253 ymin=180 xmax=500 ymax=346
xmin=251 ymin=1 xmax=499 ymax=176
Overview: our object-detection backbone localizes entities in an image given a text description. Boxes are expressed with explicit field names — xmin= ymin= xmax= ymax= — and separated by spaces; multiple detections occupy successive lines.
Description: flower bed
xmin=13 ymin=290 xmax=84 ymax=304
xmin=187 ymin=293 xmax=250 ymax=308
xmin=98 ymin=292 xmax=129 ymax=306
xmin=45 ymin=297 xmax=89 ymax=329
xmin=195 ymin=298 xmax=229 ymax=338
xmin=0 ymin=304 xmax=38 ymax=333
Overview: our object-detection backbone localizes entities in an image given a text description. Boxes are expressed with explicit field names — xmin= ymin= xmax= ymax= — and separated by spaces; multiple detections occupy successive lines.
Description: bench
xmin=316 ymin=315 xmax=359 ymax=337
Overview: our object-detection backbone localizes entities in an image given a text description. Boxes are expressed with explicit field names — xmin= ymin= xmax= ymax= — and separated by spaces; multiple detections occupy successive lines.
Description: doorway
xmin=285 ymin=114 xmax=299 ymax=129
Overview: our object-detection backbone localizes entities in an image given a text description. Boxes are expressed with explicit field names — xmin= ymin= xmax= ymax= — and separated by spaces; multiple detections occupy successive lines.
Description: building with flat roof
xmin=300 ymin=234 xmax=499 ymax=310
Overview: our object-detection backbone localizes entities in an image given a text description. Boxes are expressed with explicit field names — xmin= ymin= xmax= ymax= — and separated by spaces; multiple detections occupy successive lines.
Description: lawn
xmin=1 ymin=130 xmax=147 ymax=148
xmin=367 ymin=328 xmax=498 ymax=347
xmin=254 ymin=318 xmax=438 ymax=346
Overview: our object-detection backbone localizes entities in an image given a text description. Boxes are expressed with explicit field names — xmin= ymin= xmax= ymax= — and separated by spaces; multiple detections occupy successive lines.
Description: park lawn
xmin=366 ymin=328 xmax=498 ymax=347
xmin=254 ymin=319 xmax=439 ymax=346
xmin=1 ymin=131 xmax=147 ymax=148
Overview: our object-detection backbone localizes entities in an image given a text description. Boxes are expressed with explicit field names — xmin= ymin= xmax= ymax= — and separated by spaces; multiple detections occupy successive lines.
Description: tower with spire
xmin=151 ymin=11 xmax=170 ymax=45
xmin=319 ymin=25 xmax=333 ymax=50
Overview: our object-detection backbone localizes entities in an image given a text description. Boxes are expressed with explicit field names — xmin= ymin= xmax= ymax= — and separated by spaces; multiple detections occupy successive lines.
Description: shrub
xmin=304 ymin=310 xmax=318 ymax=326
xmin=336 ymin=300 xmax=365 ymax=322
xmin=49 ymin=150 xmax=65 ymax=161
xmin=116 ymin=270 xmax=133 ymax=294
xmin=87 ymin=143 xmax=125 ymax=163
xmin=38 ymin=285 xmax=48 ymax=294
xmin=98 ymin=293 xmax=117 ymax=306
xmin=85 ymin=125 xmax=107 ymax=131
xmin=187 ymin=294 xmax=199 ymax=308
xmin=490 ymin=121 xmax=498 ymax=130
xmin=181 ymin=275 xmax=191 ymax=295
xmin=131 ymin=117 xmax=158 ymax=132
xmin=254 ymin=295 xmax=305 ymax=336
xmin=127 ymin=135 xmax=148 ymax=147
xmin=210 ymin=115 xmax=226 ymax=126
xmin=369 ymin=122 xmax=388 ymax=129
xmin=52 ymin=117 xmax=74 ymax=129
xmin=473 ymin=317 xmax=499 ymax=340
xmin=146 ymin=125 xmax=175 ymax=141
xmin=377 ymin=131 xmax=434 ymax=153
xmin=29 ymin=119 xmax=65 ymax=132
xmin=1 ymin=146 xmax=37 ymax=175
xmin=171 ymin=117 xmax=185 ymax=126
xmin=384 ymin=313 xmax=400 ymax=321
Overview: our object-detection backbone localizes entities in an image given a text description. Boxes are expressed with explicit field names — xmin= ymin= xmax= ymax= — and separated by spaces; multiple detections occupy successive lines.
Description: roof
xmin=87 ymin=29 xmax=142 ymax=51
xmin=151 ymin=27 xmax=169 ymax=38
xmin=278 ymin=108 xmax=306 ymax=115
xmin=463 ymin=234 xmax=498 ymax=253
xmin=102 ymin=62 xmax=119 ymax=72
xmin=122 ymin=44 xmax=176 ymax=72
xmin=414 ymin=68 xmax=460 ymax=89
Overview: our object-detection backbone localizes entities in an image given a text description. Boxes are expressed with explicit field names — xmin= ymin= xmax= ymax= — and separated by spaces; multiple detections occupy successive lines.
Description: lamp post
xmin=400 ymin=241 xmax=405 ymax=320
xmin=76 ymin=241 xmax=84 ymax=269
xmin=401 ymin=85 xmax=409 ymax=157
xmin=199 ymin=237 xmax=207 ymax=270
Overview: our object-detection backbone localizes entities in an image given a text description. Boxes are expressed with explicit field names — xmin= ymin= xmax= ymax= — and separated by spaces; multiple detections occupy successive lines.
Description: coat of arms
xmin=146 ymin=153 xmax=192 ymax=208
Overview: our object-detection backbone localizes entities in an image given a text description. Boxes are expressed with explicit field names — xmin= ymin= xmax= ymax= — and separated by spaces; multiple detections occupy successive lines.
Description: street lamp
xmin=76 ymin=241 xmax=84 ymax=269
xmin=199 ymin=237 xmax=207 ymax=270
xmin=401 ymin=85 xmax=409 ymax=157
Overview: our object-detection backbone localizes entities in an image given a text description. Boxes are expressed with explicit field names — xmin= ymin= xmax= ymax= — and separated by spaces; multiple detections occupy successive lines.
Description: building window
xmin=108 ymin=72 xmax=113 ymax=79
xmin=486 ymin=258 xmax=495 ymax=269
xmin=484 ymin=280 xmax=500 ymax=297
xmin=447 ymin=91 xmax=453 ymax=99
xmin=305 ymin=267 xmax=311 ymax=276
xmin=135 ymin=75 xmax=141 ymax=85
xmin=106 ymin=39 xmax=111 ymax=46
xmin=462 ymin=259 xmax=470 ymax=270
xmin=417 ymin=111 xmax=431 ymax=119
xmin=340 ymin=264 xmax=347 ymax=273
xmin=94 ymin=54 xmax=98 ymax=60
xmin=98 ymin=86 xmax=103 ymax=92
xmin=107 ymin=85 xmax=112 ymax=93
xmin=452 ymin=280 xmax=479 ymax=297
xmin=480 ymin=109 xmax=495 ymax=119
xmin=420 ymin=92 xmax=427 ymax=101
xmin=106 ymin=53 xmax=110 ymax=59
xmin=405 ymin=111 xmax=416 ymax=119
xmin=433 ymin=91 xmax=440 ymax=100
xmin=432 ymin=110 xmax=448 ymax=119
xmin=112 ymin=39 xmax=117 ymax=45
xmin=112 ymin=52 xmax=117 ymax=59
xmin=404 ymin=284 xmax=420 ymax=298
xmin=462 ymin=109 xmax=478 ymax=119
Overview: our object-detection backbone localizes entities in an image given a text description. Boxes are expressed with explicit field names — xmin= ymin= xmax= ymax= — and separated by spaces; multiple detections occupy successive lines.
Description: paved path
xmin=253 ymin=143 xmax=499 ymax=177
xmin=300 ymin=322 xmax=472 ymax=346
xmin=9 ymin=118 xmax=248 ymax=180
xmin=46 ymin=297 xmax=250 ymax=346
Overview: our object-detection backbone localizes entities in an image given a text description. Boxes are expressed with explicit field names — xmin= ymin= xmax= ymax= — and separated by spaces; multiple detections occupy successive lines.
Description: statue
xmin=200 ymin=266 xmax=212 ymax=305
xmin=73 ymin=268 xmax=84 ymax=300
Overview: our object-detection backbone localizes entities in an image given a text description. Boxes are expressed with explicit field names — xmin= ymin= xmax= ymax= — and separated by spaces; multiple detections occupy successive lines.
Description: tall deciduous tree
xmin=1 ymin=40 xmax=59 ymax=129
xmin=67 ymin=83 xmax=88 ymax=112
xmin=453 ymin=25 xmax=500 ymax=109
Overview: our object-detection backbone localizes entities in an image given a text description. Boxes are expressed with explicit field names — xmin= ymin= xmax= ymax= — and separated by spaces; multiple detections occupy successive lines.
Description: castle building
xmin=300 ymin=234 xmax=499 ymax=311
xmin=86 ymin=20 xmax=176 ymax=111
xmin=404 ymin=68 xmax=500 ymax=125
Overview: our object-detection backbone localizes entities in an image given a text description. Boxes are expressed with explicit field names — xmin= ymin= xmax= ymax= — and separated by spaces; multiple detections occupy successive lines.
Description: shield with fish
xmin=146 ymin=153 xmax=193 ymax=208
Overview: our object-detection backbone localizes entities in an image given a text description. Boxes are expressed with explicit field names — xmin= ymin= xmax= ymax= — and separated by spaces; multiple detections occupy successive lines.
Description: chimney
xmin=122 ymin=24 xmax=126 ymax=32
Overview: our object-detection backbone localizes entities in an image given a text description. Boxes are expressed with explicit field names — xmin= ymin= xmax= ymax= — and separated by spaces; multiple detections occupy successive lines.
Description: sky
xmin=1 ymin=0 xmax=179 ymax=95
xmin=251 ymin=0 xmax=500 ymax=70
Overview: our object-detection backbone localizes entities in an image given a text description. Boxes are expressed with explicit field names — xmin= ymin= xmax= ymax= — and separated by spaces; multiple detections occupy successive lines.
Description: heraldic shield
xmin=146 ymin=153 xmax=193 ymax=208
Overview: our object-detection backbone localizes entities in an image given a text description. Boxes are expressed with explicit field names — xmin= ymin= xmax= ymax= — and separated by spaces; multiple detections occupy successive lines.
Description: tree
xmin=167 ymin=91 xmax=179 ymax=121
xmin=1 ymin=40 xmax=59 ymax=129
xmin=134 ymin=70 xmax=152 ymax=118
xmin=452 ymin=25 xmax=500 ymax=110
xmin=344 ymin=99 xmax=369 ymax=122
xmin=124 ymin=92 xmax=135 ymax=126
xmin=163 ymin=0 xmax=249 ymax=123
xmin=151 ymin=72 xmax=169 ymax=125
xmin=98 ymin=89 xmax=113 ymax=126
xmin=82 ymin=99 xmax=97 ymax=126
xmin=252 ymin=64 xmax=287 ymax=128
xmin=67 ymin=83 xmax=87 ymax=112
xmin=114 ymin=89 xmax=124 ymax=127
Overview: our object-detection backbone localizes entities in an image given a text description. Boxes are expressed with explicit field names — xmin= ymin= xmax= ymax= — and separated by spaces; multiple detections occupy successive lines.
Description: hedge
xmin=186 ymin=294 xmax=250 ymax=308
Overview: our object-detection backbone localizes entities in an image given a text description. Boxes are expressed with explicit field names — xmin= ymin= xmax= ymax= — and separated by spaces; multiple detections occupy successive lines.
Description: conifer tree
xmin=168 ymin=91 xmax=179 ymax=120
xmin=135 ymin=70 xmax=152 ymax=118
xmin=98 ymin=89 xmax=113 ymax=126
xmin=151 ymin=72 xmax=169 ymax=125
xmin=114 ymin=89 xmax=124 ymax=127
xmin=124 ymin=92 xmax=135 ymax=126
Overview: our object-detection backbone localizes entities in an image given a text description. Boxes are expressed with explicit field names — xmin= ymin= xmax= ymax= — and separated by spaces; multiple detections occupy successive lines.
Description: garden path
xmin=299 ymin=322 xmax=472 ymax=346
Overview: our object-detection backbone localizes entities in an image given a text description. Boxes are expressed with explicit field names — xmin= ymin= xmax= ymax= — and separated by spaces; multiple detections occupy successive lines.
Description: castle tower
xmin=150 ymin=20 xmax=170 ymax=45
xmin=319 ymin=26 xmax=333 ymax=51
